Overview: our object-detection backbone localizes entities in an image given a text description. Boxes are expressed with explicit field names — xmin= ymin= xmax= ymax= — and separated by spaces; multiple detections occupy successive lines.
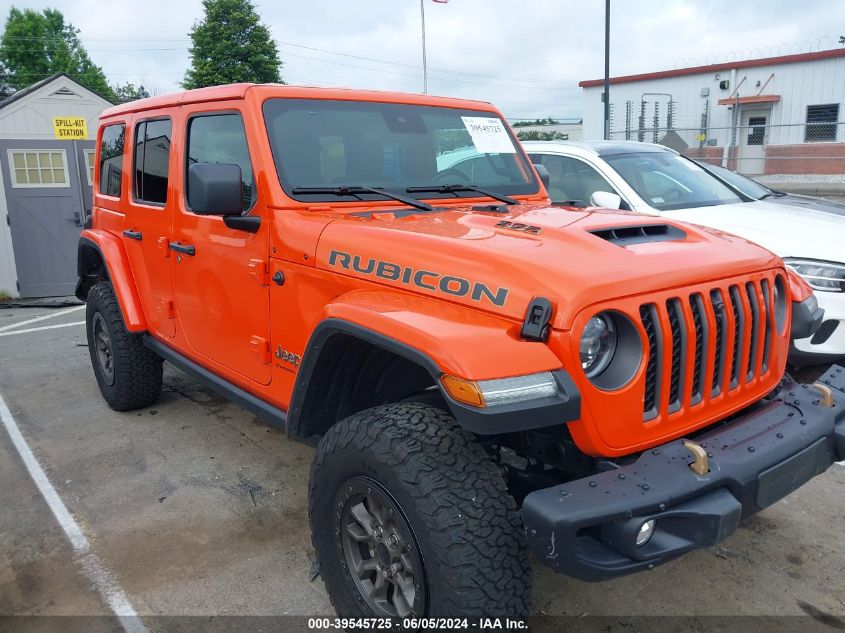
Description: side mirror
xmin=187 ymin=163 xmax=243 ymax=216
xmin=533 ymin=163 xmax=550 ymax=190
xmin=590 ymin=190 xmax=622 ymax=209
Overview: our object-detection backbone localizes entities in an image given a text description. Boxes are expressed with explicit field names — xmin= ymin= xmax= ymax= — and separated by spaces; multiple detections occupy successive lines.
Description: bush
xmin=516 ymin=130 xmax=569 ymax=141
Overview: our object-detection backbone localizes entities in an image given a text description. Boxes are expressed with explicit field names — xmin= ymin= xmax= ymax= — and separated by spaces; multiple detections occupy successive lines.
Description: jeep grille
xmin=639 ymin=276 xmax=778 ymax=421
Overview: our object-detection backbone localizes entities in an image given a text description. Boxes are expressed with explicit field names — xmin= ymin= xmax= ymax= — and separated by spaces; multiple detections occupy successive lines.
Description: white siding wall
xmin=0 ymin=163 xmax=16 ymax=297
xmin=582 ymin=55 xmax=845 ymax=146
xmin=0 ymin=76 xmax=110 ymax=140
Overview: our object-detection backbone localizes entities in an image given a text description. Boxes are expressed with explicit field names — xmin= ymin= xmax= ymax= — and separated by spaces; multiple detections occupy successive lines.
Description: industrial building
xmin=579 ymin=48 xmax=845 ymax=176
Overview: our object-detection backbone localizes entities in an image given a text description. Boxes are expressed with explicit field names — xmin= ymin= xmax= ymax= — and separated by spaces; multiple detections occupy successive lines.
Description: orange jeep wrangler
xmin=77 ymin=84 xmax=845 ymax=619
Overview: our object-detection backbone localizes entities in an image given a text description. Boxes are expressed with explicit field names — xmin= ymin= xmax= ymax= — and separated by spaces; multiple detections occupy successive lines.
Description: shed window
xmin=99 ymin=124 xmax=125 ymax=197
xmin=8 ymin=150 xmax=69 ymax=188
xmin=84 ymin=149 xmax=95 ymax=186
xmin=805 ymin=104 xmax=839 ymax=142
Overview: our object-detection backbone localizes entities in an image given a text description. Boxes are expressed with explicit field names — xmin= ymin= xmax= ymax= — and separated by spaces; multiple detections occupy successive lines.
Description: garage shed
xmin=0 ymin=73 xmax=112 ymax=298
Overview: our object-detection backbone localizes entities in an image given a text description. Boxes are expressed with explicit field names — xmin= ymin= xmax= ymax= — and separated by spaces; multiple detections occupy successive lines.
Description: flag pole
xmin=420 ymin=0 xmax=428 ymax=94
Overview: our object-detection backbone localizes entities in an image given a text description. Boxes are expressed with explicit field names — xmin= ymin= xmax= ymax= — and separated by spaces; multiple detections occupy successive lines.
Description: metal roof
xmin=579 ymin=47 xmax=845 ymax=88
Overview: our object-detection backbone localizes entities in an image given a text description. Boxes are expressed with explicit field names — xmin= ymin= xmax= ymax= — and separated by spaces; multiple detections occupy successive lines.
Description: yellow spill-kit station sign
xmin=53 ymin=117 xmax=88 ymax=140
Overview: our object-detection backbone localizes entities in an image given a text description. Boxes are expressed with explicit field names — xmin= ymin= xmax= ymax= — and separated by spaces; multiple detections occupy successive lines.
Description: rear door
xmin=120 ymin=114 xmax=176 ymax=337
xmin=170 ymin=105 xmax=271 ymax=385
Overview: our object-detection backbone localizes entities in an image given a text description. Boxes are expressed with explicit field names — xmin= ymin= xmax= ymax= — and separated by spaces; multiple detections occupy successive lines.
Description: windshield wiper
xmin=406 ymin=184 xmax=519 ymax=206
xmin=292 ymin=186 xmax=432 ymax=212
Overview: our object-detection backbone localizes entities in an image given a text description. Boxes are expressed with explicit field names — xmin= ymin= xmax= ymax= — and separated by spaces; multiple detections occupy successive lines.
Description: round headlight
xmin=580 ymin=313 xmax=617 ymax=377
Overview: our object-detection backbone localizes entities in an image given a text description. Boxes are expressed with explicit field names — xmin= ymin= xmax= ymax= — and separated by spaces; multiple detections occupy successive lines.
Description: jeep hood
xmin=661 ymin=199 xmax=845 ymax=264
xmin=314 ymin=203 xmax=783 ymax=330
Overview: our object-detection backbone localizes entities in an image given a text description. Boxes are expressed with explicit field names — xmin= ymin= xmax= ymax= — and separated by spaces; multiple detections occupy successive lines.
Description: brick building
xmin=579 ymin=48 xmax=845 ymax=177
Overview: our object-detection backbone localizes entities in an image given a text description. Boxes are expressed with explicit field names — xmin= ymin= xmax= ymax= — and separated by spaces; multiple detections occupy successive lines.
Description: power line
xmin=274 ymin=40 xmax=572 ymax=85
xmin=1 ymin=34 xmax=579 ymax=87
xmin=280 ymin=50 xmax=574 ymax=91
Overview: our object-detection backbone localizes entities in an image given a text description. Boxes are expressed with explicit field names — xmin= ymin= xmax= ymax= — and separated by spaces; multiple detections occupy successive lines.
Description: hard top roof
xmin=100 ymin=84 xmax=498 ymax=119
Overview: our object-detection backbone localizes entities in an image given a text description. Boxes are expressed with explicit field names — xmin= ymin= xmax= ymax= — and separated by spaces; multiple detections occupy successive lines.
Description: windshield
xmin=603 ymin=152 xmax=743 ymax=211
xmin=699 ymin=161 xmax=772 ymax=200
xmin=262 ymin=99 xmax=538 ymax=203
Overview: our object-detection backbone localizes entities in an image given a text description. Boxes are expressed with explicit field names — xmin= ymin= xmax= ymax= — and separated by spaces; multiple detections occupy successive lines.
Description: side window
xmin=187 ymin=113 xmax=255 ymax=213
xmin=84 ymin=149 xmax=95 ymax=186
xmin=805 ymin=104 xmax=839 ymax=142
xmin=9 ymin=149 xmax=69 ymax=188
xmin=133 ymin=118 xmax=172 ymax=205
xmin=99 ymin=124 xmax=125 ymax=196
xmin=536 ymin=154 xmax=616 ymax=205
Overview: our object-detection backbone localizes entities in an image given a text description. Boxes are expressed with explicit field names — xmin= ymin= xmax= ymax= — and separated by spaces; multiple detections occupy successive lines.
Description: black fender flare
xmin=286 ymin=318 xmax=581 ymax=441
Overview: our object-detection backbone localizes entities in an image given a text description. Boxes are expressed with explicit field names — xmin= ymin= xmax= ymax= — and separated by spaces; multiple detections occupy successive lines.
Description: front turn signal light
xmin=440 ymin=375 xmax=485 ymax=407
xmin=441 ymin=371 xmax=559 ymax=408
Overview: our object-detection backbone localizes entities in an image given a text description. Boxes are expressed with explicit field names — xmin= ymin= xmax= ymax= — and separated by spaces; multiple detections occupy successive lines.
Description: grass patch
xmin=0 ymin=291 xmax=12 ymax=303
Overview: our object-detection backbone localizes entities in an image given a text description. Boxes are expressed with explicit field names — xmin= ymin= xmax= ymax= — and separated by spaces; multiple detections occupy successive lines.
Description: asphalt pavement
xmin=0 ymin=303 xmax=843 ymax=632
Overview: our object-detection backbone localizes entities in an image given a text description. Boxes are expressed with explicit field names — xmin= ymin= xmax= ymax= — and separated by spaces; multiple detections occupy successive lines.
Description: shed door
xmin=0 ymin=140 xmax=92 ymax=298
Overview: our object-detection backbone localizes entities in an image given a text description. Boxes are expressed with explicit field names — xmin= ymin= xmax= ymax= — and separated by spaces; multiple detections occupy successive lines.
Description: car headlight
xmin=784 ymin=259 xmax=845 ymax=293
xmin=580 ymin=313 xmax=617 ymax=377
xmin=579 ymin=311 xmax=643 ymax=391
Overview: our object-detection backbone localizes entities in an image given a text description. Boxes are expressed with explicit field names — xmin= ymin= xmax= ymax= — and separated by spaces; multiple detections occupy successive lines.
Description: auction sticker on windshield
xmin=461 ymin=116 xmax=516 ymax=154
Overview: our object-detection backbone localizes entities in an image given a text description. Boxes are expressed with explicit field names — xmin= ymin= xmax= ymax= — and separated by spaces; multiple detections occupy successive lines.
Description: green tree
xmin=0 ymin=7 xmax=113 ymax=99
xmin=113 ymin=82 xmax=150 ymax=103
xmin=183 ymin=0 xmax=283 ymax=89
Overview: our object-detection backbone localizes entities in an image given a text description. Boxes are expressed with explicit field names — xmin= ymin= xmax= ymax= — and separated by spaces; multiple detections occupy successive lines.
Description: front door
xmin=0 ymin=139 xmax=91 ymax=297
xmin=738 ymin=109 xmax=769 ymax=176
xmin=170 ymin=106 xmax=271 ymax=385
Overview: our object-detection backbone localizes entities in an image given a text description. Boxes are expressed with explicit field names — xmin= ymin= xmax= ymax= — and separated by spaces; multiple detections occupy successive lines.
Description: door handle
xmin=168 ymin=242 xmax=196 ymax=256
xmin=123 ymin=229 xmax=143 ymax=241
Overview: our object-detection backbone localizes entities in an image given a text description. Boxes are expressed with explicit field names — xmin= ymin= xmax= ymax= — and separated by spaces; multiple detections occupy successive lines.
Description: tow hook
xmin=812 ymin=383 xmax=834 ymax=408
xmin=682 ymin=440 xmax=710 ymax=476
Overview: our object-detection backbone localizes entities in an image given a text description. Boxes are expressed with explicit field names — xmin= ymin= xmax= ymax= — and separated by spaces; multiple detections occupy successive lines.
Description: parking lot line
xmin=0 ymin=320 xmax=85 ymax=337
xmin=0 ymin=305 xmax=85 ymax=333
xmin=0 ymin=392 xmax=148 ymax=633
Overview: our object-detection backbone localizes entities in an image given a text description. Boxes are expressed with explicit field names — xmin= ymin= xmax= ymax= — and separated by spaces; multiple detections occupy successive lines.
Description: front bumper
xmin=522 ymin=366 xmax=845 ymax=581
xmin=791 ymin=292 xmax=845 ymax=365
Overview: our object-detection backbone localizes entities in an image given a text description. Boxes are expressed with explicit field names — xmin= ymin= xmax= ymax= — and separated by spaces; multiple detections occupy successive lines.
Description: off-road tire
xmin=310 ymin=403 xmax=531 ymax=618
xmin=86 ymin=281 xmax=163 ymax=411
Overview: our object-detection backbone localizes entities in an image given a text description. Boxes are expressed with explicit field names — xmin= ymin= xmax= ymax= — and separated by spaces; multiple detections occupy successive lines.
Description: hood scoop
xmin=590 ymin=223 xmax=686 ymax=247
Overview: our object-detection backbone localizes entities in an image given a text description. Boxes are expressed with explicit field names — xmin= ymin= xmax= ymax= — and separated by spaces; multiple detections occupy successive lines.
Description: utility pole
xmin=420 ymin=0 xmax=428 ymax=94
xmin=603 ymin=0 xmax=611 ymax=140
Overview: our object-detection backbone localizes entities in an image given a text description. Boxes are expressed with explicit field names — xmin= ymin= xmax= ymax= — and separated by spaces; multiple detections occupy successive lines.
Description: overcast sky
xmin=6 ymin=0 xmax=844 ymax=118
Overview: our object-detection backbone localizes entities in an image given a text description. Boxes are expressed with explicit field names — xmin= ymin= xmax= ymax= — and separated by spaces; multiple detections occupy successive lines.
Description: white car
xmin=521 ymin=140 xmax=845 ymax=365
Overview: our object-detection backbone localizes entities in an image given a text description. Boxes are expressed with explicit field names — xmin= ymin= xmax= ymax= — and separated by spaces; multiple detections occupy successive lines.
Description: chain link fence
xmin=606 ymin=98 xmax=845 ymax=175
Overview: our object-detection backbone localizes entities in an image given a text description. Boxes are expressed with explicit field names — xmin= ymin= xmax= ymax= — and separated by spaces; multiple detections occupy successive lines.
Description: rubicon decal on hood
xmin=328 ymin=250 xmax=509 ymax=307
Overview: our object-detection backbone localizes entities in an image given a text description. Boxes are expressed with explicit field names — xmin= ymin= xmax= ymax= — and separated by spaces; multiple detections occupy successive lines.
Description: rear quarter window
xmin=99 ymin=123 xmax=125 ymax=197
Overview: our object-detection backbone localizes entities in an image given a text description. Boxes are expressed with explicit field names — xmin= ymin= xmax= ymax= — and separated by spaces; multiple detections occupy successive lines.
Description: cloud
xmin=4 ymin=0 xmax=840 ymax=118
